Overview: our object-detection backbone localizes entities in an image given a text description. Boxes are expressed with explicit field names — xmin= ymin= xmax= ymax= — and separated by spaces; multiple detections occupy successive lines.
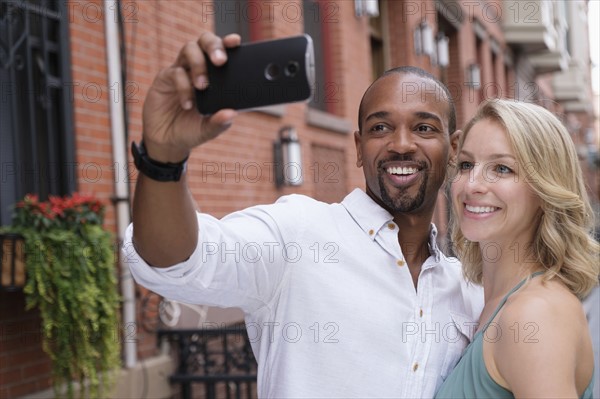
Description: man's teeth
xmin=387 ymin=166 xmax=418 ymax=175
xmin=465 ymin=205 xmax=497 ymax=214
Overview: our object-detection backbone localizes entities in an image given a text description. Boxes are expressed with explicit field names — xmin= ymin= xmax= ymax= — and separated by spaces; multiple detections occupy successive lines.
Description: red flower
xmin=24 ymin=194 xmax=39 ymax=204
xmin=11 ymin=192 xmax=105 ymax=230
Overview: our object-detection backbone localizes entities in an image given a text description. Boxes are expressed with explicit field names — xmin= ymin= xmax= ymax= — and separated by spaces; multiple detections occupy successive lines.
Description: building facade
xmin=0 ymin=0 xmax=597 ymax=397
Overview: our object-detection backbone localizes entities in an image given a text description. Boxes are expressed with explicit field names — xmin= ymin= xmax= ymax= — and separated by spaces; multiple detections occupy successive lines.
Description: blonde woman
xmin=436 ymin=99 xmax=598 ymax=398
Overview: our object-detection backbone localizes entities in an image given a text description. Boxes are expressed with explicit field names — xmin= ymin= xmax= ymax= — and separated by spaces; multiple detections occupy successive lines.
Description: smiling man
xmin=355 ymin=67 xmax=458 ymax=286
xmin=125 ymin=32 xmax=482 ymax=398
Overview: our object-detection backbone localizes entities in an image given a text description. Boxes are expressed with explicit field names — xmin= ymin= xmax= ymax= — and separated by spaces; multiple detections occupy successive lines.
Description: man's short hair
xmin=358 ymin=66 xmax=457 ymax=135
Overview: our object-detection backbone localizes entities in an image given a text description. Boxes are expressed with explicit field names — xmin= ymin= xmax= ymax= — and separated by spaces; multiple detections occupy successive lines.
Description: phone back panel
xmin=195 ymin=35 xmax=314 ymax=115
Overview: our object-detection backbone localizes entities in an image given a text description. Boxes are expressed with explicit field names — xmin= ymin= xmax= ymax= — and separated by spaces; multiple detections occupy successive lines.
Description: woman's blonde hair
xmin=450 ymin=99 xmax=599 ymax=298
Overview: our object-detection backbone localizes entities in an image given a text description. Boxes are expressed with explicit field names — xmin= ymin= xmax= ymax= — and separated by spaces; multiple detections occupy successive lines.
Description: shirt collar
xmin=342 ymin=188 xmax=441 ymax=261
xmin=428 ymin=224 xmax=441 ymax=262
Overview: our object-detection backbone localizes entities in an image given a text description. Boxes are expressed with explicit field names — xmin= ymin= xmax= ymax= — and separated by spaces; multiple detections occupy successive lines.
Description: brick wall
xmin=0 ymin=292 xmax=52 ymax=397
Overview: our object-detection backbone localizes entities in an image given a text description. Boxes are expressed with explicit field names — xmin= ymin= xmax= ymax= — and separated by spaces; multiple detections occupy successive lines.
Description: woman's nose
xmin=462 ymin=163 xmax=489 ymax=195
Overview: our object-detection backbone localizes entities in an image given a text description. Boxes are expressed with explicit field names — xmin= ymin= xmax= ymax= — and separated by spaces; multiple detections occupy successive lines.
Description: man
xmin=125 ymin=31 xmax=483 ymax=398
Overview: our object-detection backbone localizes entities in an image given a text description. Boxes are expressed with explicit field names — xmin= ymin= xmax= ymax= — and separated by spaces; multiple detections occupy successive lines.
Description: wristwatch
xmin=131 ymin=141 xmax=188 ymax=182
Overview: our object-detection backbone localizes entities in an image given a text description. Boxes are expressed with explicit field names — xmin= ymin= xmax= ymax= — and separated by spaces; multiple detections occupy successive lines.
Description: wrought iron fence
xmin=158 ymin=327 xmax=258 ymax=399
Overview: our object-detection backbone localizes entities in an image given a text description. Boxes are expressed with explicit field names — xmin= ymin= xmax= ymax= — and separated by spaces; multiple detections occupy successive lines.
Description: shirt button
xmin=387 ymin=223 xmax=395 ymax=230
xmin=368 ymin=229 xmax=374 ymax=236
xmin=396 ymin=260 xmax=405 ymax=267
xmin=419 ymin=309 xmax=423 ymax=317
xmin=413 ymin=363 xmax=419 ymax=372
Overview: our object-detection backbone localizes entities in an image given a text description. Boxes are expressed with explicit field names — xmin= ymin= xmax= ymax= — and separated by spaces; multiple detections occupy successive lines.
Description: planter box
xmin=1 ymin=233 xmax=26 ymax=291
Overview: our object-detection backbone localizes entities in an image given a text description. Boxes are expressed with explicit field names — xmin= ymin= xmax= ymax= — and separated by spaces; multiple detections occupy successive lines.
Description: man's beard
xmin=378 ymin=172 xmax=428 ymax=213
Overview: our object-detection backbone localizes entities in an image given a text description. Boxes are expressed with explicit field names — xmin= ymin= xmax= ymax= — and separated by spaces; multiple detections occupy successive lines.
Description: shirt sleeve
xmin=123 ymin=197 xmax=306 ymax=314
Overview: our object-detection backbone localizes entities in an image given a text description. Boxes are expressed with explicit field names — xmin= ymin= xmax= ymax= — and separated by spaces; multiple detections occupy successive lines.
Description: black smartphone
xmin=195 ymin=35 xmax=315 ymax=115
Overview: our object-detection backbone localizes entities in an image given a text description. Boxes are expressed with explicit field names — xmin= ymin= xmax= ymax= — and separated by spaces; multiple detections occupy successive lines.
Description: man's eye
xmin=416 ymin=125 xmax=435 ymax=132
xmin=370 ymin=124 xmax=388 ymax=132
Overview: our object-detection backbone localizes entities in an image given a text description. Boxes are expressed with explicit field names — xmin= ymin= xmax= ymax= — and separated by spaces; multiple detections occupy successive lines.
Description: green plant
xmin=2 ymin=193 xmax=121 ymax=398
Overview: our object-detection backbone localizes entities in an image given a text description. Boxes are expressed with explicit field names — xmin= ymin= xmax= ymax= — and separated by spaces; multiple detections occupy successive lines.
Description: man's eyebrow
xmin=414 ymin=111 xmax=443 ymax=125
xmin=365 ymin=111 xmax=443 ymax=124
xmin=364 ymin=111 xmax=390 ymax=123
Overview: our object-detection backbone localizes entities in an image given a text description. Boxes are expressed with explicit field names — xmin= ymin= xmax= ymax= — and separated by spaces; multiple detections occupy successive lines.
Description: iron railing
xmin=158 ymin=327 xmax=258 ymax=399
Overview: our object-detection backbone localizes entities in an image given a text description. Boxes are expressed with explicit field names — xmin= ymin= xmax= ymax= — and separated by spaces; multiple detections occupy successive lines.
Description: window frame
xmin=0 ymin=0 xmax=76 ymax=226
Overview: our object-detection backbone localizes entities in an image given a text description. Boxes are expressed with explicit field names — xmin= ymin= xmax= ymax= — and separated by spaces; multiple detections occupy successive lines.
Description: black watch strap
xmin=131 ymin=141 xmax=188 ymax=182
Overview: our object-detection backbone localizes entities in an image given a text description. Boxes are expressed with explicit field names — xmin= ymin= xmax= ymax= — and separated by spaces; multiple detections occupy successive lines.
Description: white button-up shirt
xmin=125 ymin=188 xmax=483 ymax=398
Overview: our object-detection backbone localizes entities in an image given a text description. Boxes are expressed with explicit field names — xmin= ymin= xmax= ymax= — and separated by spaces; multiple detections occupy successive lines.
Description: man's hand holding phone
xmin=141 ymin=31 xmax=314 ymax=165
xmin=141 ymin=31 xmax=241 ymax=164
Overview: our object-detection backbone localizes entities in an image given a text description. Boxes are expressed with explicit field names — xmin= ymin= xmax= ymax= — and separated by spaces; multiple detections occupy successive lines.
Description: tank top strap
xmin=481 ymin=271 xmax=545 ymax=333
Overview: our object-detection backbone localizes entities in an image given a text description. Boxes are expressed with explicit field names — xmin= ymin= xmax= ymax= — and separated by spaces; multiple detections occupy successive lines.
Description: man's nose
xmin=387 ymin=128 xmax=417 ymax=154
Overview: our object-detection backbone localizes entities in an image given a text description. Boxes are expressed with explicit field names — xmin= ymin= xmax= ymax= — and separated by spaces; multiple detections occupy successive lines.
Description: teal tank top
xmin=435 ymin=272 xmax=595 ymax=399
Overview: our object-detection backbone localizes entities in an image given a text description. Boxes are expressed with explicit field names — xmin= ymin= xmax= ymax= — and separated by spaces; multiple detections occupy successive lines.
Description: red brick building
xmin=1 ymin=1 xmax=597 ymax=397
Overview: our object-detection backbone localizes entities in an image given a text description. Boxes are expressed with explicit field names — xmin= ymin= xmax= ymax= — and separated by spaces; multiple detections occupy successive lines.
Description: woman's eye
xmin=496 ymin=164 xmax=513 ymax=174
xmin=458 ymin=161 xmax=473 ymax=170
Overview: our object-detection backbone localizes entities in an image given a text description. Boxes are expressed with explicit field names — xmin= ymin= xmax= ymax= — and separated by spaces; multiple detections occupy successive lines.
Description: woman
xmin=436 ymin=99 xmax=598 ymax=398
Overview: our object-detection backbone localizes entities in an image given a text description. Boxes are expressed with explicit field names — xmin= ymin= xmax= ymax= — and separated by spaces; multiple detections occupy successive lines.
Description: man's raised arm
xmin=131 ymin=31 xmax=240 ymax=267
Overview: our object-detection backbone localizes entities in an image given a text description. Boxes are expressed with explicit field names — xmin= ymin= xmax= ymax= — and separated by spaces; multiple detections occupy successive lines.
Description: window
xmin=475 ymin=35 xmax=484 ymax=102
xmin=491 ymin=48 xmax=499 ymax=98
xmin=436 ymin=11 xmax=458 ymax=86
xmin=369 ymin=1 xmax=385 ymax=82
xmin=303 ymin=0 xmax=329 ymax=112
xmin=0 ymin=0 xmax=76 ymax=225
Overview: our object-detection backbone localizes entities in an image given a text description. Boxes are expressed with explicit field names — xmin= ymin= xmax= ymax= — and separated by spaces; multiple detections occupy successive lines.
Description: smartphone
xmin=195 ymin=35 xmax=315 ymax=115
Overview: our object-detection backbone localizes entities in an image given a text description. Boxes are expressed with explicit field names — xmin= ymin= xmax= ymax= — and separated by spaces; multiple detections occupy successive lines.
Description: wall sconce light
xmin=354 ymin=0 xmax=379 ymax=17
xmin=421 ymin=21 xmax=434 ymax=57
xmin=413 ymin=24 xmax=422 ymax=55
xmin=436 ymin=33 xmax=450 ymax=68
xmin=466 ymin=63 xmax=481 ymax=89
xmin=274 ymin=126 xmax=303 ymax=188
xmin=415 ymin=20 xmax=434 ymax=57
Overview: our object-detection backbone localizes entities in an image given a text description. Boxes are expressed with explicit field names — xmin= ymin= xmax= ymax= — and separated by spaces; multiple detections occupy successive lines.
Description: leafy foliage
xmin=2 ymin=193 xmax=121 ymax=398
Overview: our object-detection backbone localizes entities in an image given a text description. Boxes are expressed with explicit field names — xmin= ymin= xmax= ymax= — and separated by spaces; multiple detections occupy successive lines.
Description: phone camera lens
xmin=285 ymin=61 xmax=299 ymax=77
xmin=265 ymin=63 xmax=280 ymax=81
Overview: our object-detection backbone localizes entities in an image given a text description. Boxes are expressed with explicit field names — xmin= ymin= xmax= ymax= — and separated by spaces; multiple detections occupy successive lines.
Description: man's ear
xmin=449 ymin=130 xmax=462 ymax=166
xmin=354 ymin=131 xmax=363 ymax=168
